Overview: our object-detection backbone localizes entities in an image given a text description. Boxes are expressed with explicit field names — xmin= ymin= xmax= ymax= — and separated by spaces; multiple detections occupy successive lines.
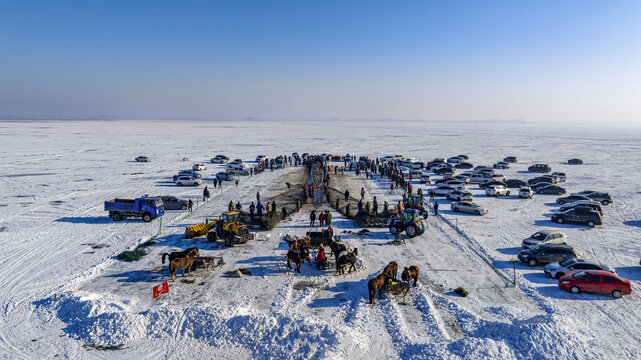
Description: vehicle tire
xmin=602 ymin=200 xmax=609 ymax=205
xmin=453 ymin=207 xmax=459 ymax=212
xmin=406 ymin=225 xmax=417 ymax=238
xmin=389 ymin=226 xmax=398 ymax=235
xmin=422 ymin=211 xmax=428 ymax=219
xmin=556 ymin=218 xmax=564 ymax=224
xmin=457 ymin=197 xmax=462 ymax=201
xmin=612 ymin=290 xmax=623 ymax=299
xmin=555 ymin=272 xmax=564 ymax=279
xmin=142 ymin=213 xmax=152 ymax=222
xmin=112 ymin=213 xmax=123 ymax=221
xmin=181 ymin=204 xmax=187 ymax=210
xmin=558 ymin=191 xmax=563 ymax=195
xmin=506 ymin=191 xmax=510 ymax=196
xmin=570 ymin=286 xmax=580 ymax=294
xmin=558 ymin=200 xmax=565 ymax=205
xmin=177 ymin=182 xmax=183 ymax=186
xmin=207 ymin=231 xmax=217 ymax=242
xmin=527 ymin=258 xmax=538 ymax=267
xmin=475 ymin=210 xmax=481 ymax=215
xmin=587 ymin=221 xmax=595 ymax=227
xmin=225 ymin=234 xmax=233 ymax=247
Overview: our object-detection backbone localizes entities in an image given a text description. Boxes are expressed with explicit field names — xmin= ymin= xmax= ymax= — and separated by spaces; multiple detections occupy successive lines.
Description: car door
xmin=599 ymin=275 xmax=617 ymax=295
xmin=582 ymin=275 xmax=602 ymax=293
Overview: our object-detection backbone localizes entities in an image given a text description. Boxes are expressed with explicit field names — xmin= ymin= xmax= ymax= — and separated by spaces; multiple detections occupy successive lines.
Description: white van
xmin=226 ymin=163 xmax=250 ymax=175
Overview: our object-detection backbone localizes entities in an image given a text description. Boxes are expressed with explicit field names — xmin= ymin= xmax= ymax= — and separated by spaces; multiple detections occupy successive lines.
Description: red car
xmin=559 ymin=270 xmax=632 ymax=299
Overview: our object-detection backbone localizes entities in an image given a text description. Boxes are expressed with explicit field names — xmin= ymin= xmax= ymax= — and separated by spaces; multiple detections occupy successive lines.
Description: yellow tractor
xmin=205 ymin=211 xmax=254 ymax=246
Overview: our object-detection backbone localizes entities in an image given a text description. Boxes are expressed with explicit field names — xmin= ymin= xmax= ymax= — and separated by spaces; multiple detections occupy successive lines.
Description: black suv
xmin=503 ymin=156 xmax=517 ymax=163
xmin=551 ymin=209 xmax=602 ymax=227
xmin=519 ymin=244 xmax=577 ymax=267
xmin=528 ymin=164 xmax=551 ymax=173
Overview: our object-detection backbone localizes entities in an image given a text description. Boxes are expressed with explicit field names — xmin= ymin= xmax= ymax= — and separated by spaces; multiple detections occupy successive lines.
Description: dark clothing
xmin=310 ymin=210 xmax=316 ymax=227
xmin=434 ymin=201 xmax=439 ymax=215
xmin=249 ymin=203 xmax=255 ymax=216
xmin=188 ymin=199 xmax=193 ymax=212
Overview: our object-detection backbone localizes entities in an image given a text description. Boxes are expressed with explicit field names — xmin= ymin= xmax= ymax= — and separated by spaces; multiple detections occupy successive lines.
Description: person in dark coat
xmin=203 ymin=186 xmax=210 ymax=202
xmin=228 ymin=200 xmax=234 ymax=212
xmin=434 ymin=200 xmax=439 ymax=215
xmin=235 ymin=202 xmax=242 ymax=210
xmin=310 ymin=210 xmax=317 ymax=227
xmin=213 ymin=179 xmax=218 ymax=188
xmin=256 ymin=202 xmax=264 ymax=216
xmin=188 ymin=199 xmax=193 ymax=212
xmin=344 ymin=190 xmax=349 ymax=201
xmin=249 ymin=202 xmax=255 ymax=217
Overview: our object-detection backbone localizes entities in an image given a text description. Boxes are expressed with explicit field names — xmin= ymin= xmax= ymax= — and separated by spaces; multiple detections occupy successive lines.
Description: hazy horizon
xmin=1 ymin=1 xmax=640 ymax=124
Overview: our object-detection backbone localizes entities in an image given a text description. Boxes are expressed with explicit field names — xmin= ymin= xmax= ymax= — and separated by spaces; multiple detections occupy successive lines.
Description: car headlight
xmin=561 ymin=281 xmax=570 ymax=284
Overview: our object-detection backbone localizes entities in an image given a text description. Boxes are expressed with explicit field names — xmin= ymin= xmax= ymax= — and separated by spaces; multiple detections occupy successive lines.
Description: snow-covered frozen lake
xmin=1 ymin=119 xmax=640 ymax=359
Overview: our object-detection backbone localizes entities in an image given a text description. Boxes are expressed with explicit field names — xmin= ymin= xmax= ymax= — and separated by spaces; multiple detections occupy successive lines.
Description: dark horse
xmin=401 ymin=265 xmax=420 ymax=287
xmin=336 ymin=248 xmax=359 ymax=275
xmin=162 ymin=247 xmax=198 ymax=265
xmin=368 ymin=272 xmax=390 ymax=304
xmin=287 ymin=245 xmax=311 ymax=273
xmin=382 ymin=261 xmax=398 ymax=281
xmin=328 ymin=239 xmax=347 ymax=261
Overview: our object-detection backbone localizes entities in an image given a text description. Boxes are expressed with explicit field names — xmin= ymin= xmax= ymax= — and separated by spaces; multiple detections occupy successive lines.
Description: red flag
xmin=153 ymin=281 xmax=169 ymax=299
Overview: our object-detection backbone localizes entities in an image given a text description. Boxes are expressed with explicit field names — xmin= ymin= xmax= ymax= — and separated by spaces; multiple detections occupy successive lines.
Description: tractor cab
xmin=402 ymin=209 xmax=421 ymax=223
xmin=220 ymin=211 xmax=240 ymax=228
xmin=402 ymin=196 xmax=428 ymax=219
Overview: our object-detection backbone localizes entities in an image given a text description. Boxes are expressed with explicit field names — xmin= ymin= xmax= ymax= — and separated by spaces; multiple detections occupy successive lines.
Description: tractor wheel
xmin=389 ymin=226 xmax=398 ymax=235
xmin=225 ymin=234 xmax=233 ymax=247
xmin=406 ymin=225 xmax=418 ymax=238
xmin=112 ymin=213 xmax=123 ymax=221
xmin=207 ymin=231 xmax=217 ymax=242
xmin=142 ymin=213 xmax=152 ymax=222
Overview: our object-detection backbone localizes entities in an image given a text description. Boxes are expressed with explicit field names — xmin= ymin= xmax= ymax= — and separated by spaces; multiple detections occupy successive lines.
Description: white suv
xmin=175 ymin=176 xmax=202 ymax=186
xmin=521 ymin=230 xmax=568 ymax=249
xmin=486 ymin=185 xmax=510 ymax=197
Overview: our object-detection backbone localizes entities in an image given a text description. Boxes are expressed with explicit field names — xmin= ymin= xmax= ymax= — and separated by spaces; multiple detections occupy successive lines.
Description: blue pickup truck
xmin=104 ymin=196 xmax=165 ymax=222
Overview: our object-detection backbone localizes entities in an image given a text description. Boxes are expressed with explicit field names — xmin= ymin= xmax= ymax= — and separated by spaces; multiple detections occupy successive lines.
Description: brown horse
xmin=382 ymin=261 xmax=398 ymax=281
xmin=288 ymin=237 xmax=310 ymax=251
xmin=401 ymin=265 xmax=420 ymax=287
xmin=336 ymin=248 xmax=359 ymax=275
xmin=328 ymin=239 xmax=347 ymax=261
xmin=287 ymin=245 xmax=311 ymax=273
xmin=169 ymin=248 xmax=200 ymax=282
xmin=161 ymin=247 xmax=198 ymax=264
xmin=368 ymin=272 xmax=390 ymax=304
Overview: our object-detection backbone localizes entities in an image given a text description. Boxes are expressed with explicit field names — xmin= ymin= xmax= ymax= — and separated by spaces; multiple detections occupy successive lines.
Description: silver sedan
xmin=451 ymin=201 xmax=488 ymax=215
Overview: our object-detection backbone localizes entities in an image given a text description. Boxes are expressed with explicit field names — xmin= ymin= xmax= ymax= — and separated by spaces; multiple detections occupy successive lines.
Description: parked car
xmin=486 ymin=185 xmax=510 ymax=197
xmin=521 ymin=230 xmax=568 ymax=249
xmin=453 ymin=174 xmax=470 ymax=183
xmin=527 ymin=177 xmax=553 ymax=187
xmin=505 ymin=179 xmax=526 ymax=188
xmin=432 ymin=163 xmax=453 ymax=171
xmin=531 ymin=182 xmax=554 ymax=192
xmin=540 ymin=174 xmax=558 ymax=184
xmin=493 ymin=161 xmax=510 ymax=169
xmin=161 ymin=196 xmax=189 ymax=210
xmin=519 ymin=187 xmax=534 ymax=199
xmin=135 ymin=156 xmax=150 ymax=162
xmin=559 ymin=201 xmax=603 ymax=215
xmin=568 ymin=158 xmax=583 ymax=165
xmin=479 ymin=180 xmax=507 ymax=189
xmin=556 ymin=195 xmax=591 ymax=205
xmin=447 ymin=156 xmax=463 ymax=164
xmin=535 ymin=185 xmax=566 ymax=195
xmin=174 ymin=176 xmax=202 ymax=186
xmin=173 ymin=170 xmax=202 ymax=181
xmin=490 ymin=174 xmax=506 ymax=182
xmin=551 ymin=209 xmax=602 ymax=227
xmin=433 ymin=185 xmax=456 ymax=196
xmin=551 ymin=172 xmax=566 ymax=182
xmin=419 ymin=174 xmax=432 ymax=184
xmin=451 ymin=201 xmax=487 ymax=215
xmin=433 ymin=167 xmax=454 ymax=175
xmin=193 ymin=164 xmax=207 ymax=171
xmin=211 ymin=155 xmax=228 ymax=164
xmin=444 ymin=180 xmax=466 ymax=190
xmin=216 ymin=172 xmax=238 ymax=181
xmin=518 ymin=244 xmax=577 ymax=267
xmin=454 ymin=162 xmax=474 ymax=169
xmin=457 ymin=154 xmax=470 ymax=160
xmin=528 ymin=164 xmax=551 ymax=173
xmin=447 ymin=190 xmax=473 ymax=201
xmin=584 ymin=192 xmax=613 ymax=205
xmin=559 ymin=270 xmax=631 ymax=299
xmin=469 ymin=173 xmax=493 ymax=184
xmin=503 ymin=156 xmax=517 ymax=163
xmin=256 ymin=155 xmax=266 ymax=162
xmin=545 ymin=259 xmax=614 ymax=279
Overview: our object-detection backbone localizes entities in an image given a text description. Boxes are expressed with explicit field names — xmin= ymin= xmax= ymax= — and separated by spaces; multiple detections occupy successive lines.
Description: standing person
xmin=203 ymin=186 xmax=210 ymax=202
xmin=271 ymin=201 xmax=277 ymax=215
xmin=390 ymin=183 xmax=394 ymax=193
xmin=357 ymin=199 xmax=363 ymax=213
xmin=235 ymin=179 xmax=239 ymax=186
xmin=383 ymin=200 xmax=389 ymax=214
xmin=250 ymin=168 xmax=253 ymax=176
xmin=256 ymin=201 xmax=264 ymax=216
xmin=257 ymin=191 xmax=261 ymax=203
xmin=434 ymin=201 xmax=439 ymax=216
xmin=344 ymin=190 xmax=349 ymax=201
xmin=373 ymin=197 xmax=378 ymax=214
xmin=397 ymin=201 xmax=403 ymax=213
xmin=249 ymin=202 xmax=256 ymax=217
xmin=429 ymin=189 xmax=435 ymax=203
xmin=235 ymin=201 xmax=242 ymax=210
xmin=318 ymin=212 xmax=325 ymax=227
xmin=418 ymin=187 xmax=423 ymax=199
xmin=310 ymin=210 xmax=317 ymax=227
xmin=266 ymin=201 xmax=272 ymax=215
xmin=325 ymin=210 xmax=332 ymax=226
xmin=316 ymin=244 xmax=327 ymax=270
xmin=213 ymin=178 xmax=218 ymax=188
xmin=228 ymin=200 xmax=234 ymax=212
xmin=360 ymin=187 xmax=365 ymax=201
xmin=188 ymin=199 xmax=193 ymax=212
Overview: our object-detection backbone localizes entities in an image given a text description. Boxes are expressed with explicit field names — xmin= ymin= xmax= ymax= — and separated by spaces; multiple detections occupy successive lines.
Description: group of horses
xmin=368 ymin=261 xmax=420 ymax=304
xmin=286 ymin=236 xmax=359 ymax=275
xmin=161 ymin=247 xmax=200 ymax=282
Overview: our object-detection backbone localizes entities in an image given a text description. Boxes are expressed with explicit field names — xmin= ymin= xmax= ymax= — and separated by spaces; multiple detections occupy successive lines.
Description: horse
xmin=169 ymin=248 xmax=200 ymax=282
xmin=328 ymin=239 xmax=347 ymax=261
xmin=287 ymin=245 xmax=311 ymax=273
xmin=287 ymin=237 xmax=310 ymax=251
xmin=382 ymin=261 xmax=398 ymax=281
xmin=368 ymin=272 xmax=390 ymax=304
xmin=161 ymin=247 xmax=198 ymax=265
xmin=401 ymin=265 xmax=420 ymax=287
xmin=336 ymin=248 xmax=359 ymax=275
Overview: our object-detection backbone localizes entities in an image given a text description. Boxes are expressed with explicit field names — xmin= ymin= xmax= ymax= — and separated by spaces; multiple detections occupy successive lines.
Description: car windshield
xmin=469 ymin=203 xmax=479 ymax=208
xmin=530 ymin=245 xmax=544 ymax=253
xmin=531 ymin=232 xmax=545 ymax=240
xmin=572 ymin=271 xmax=589 ymax=280
xmin=560 ymin=258 xmax=577 ymax=267
xmin=154 ymin=199 xmax=164 ymax=208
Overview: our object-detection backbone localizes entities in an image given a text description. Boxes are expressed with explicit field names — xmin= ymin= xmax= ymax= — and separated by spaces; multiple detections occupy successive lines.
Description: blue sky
xmin=1 ymin=1 xmax=639 ymax=123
